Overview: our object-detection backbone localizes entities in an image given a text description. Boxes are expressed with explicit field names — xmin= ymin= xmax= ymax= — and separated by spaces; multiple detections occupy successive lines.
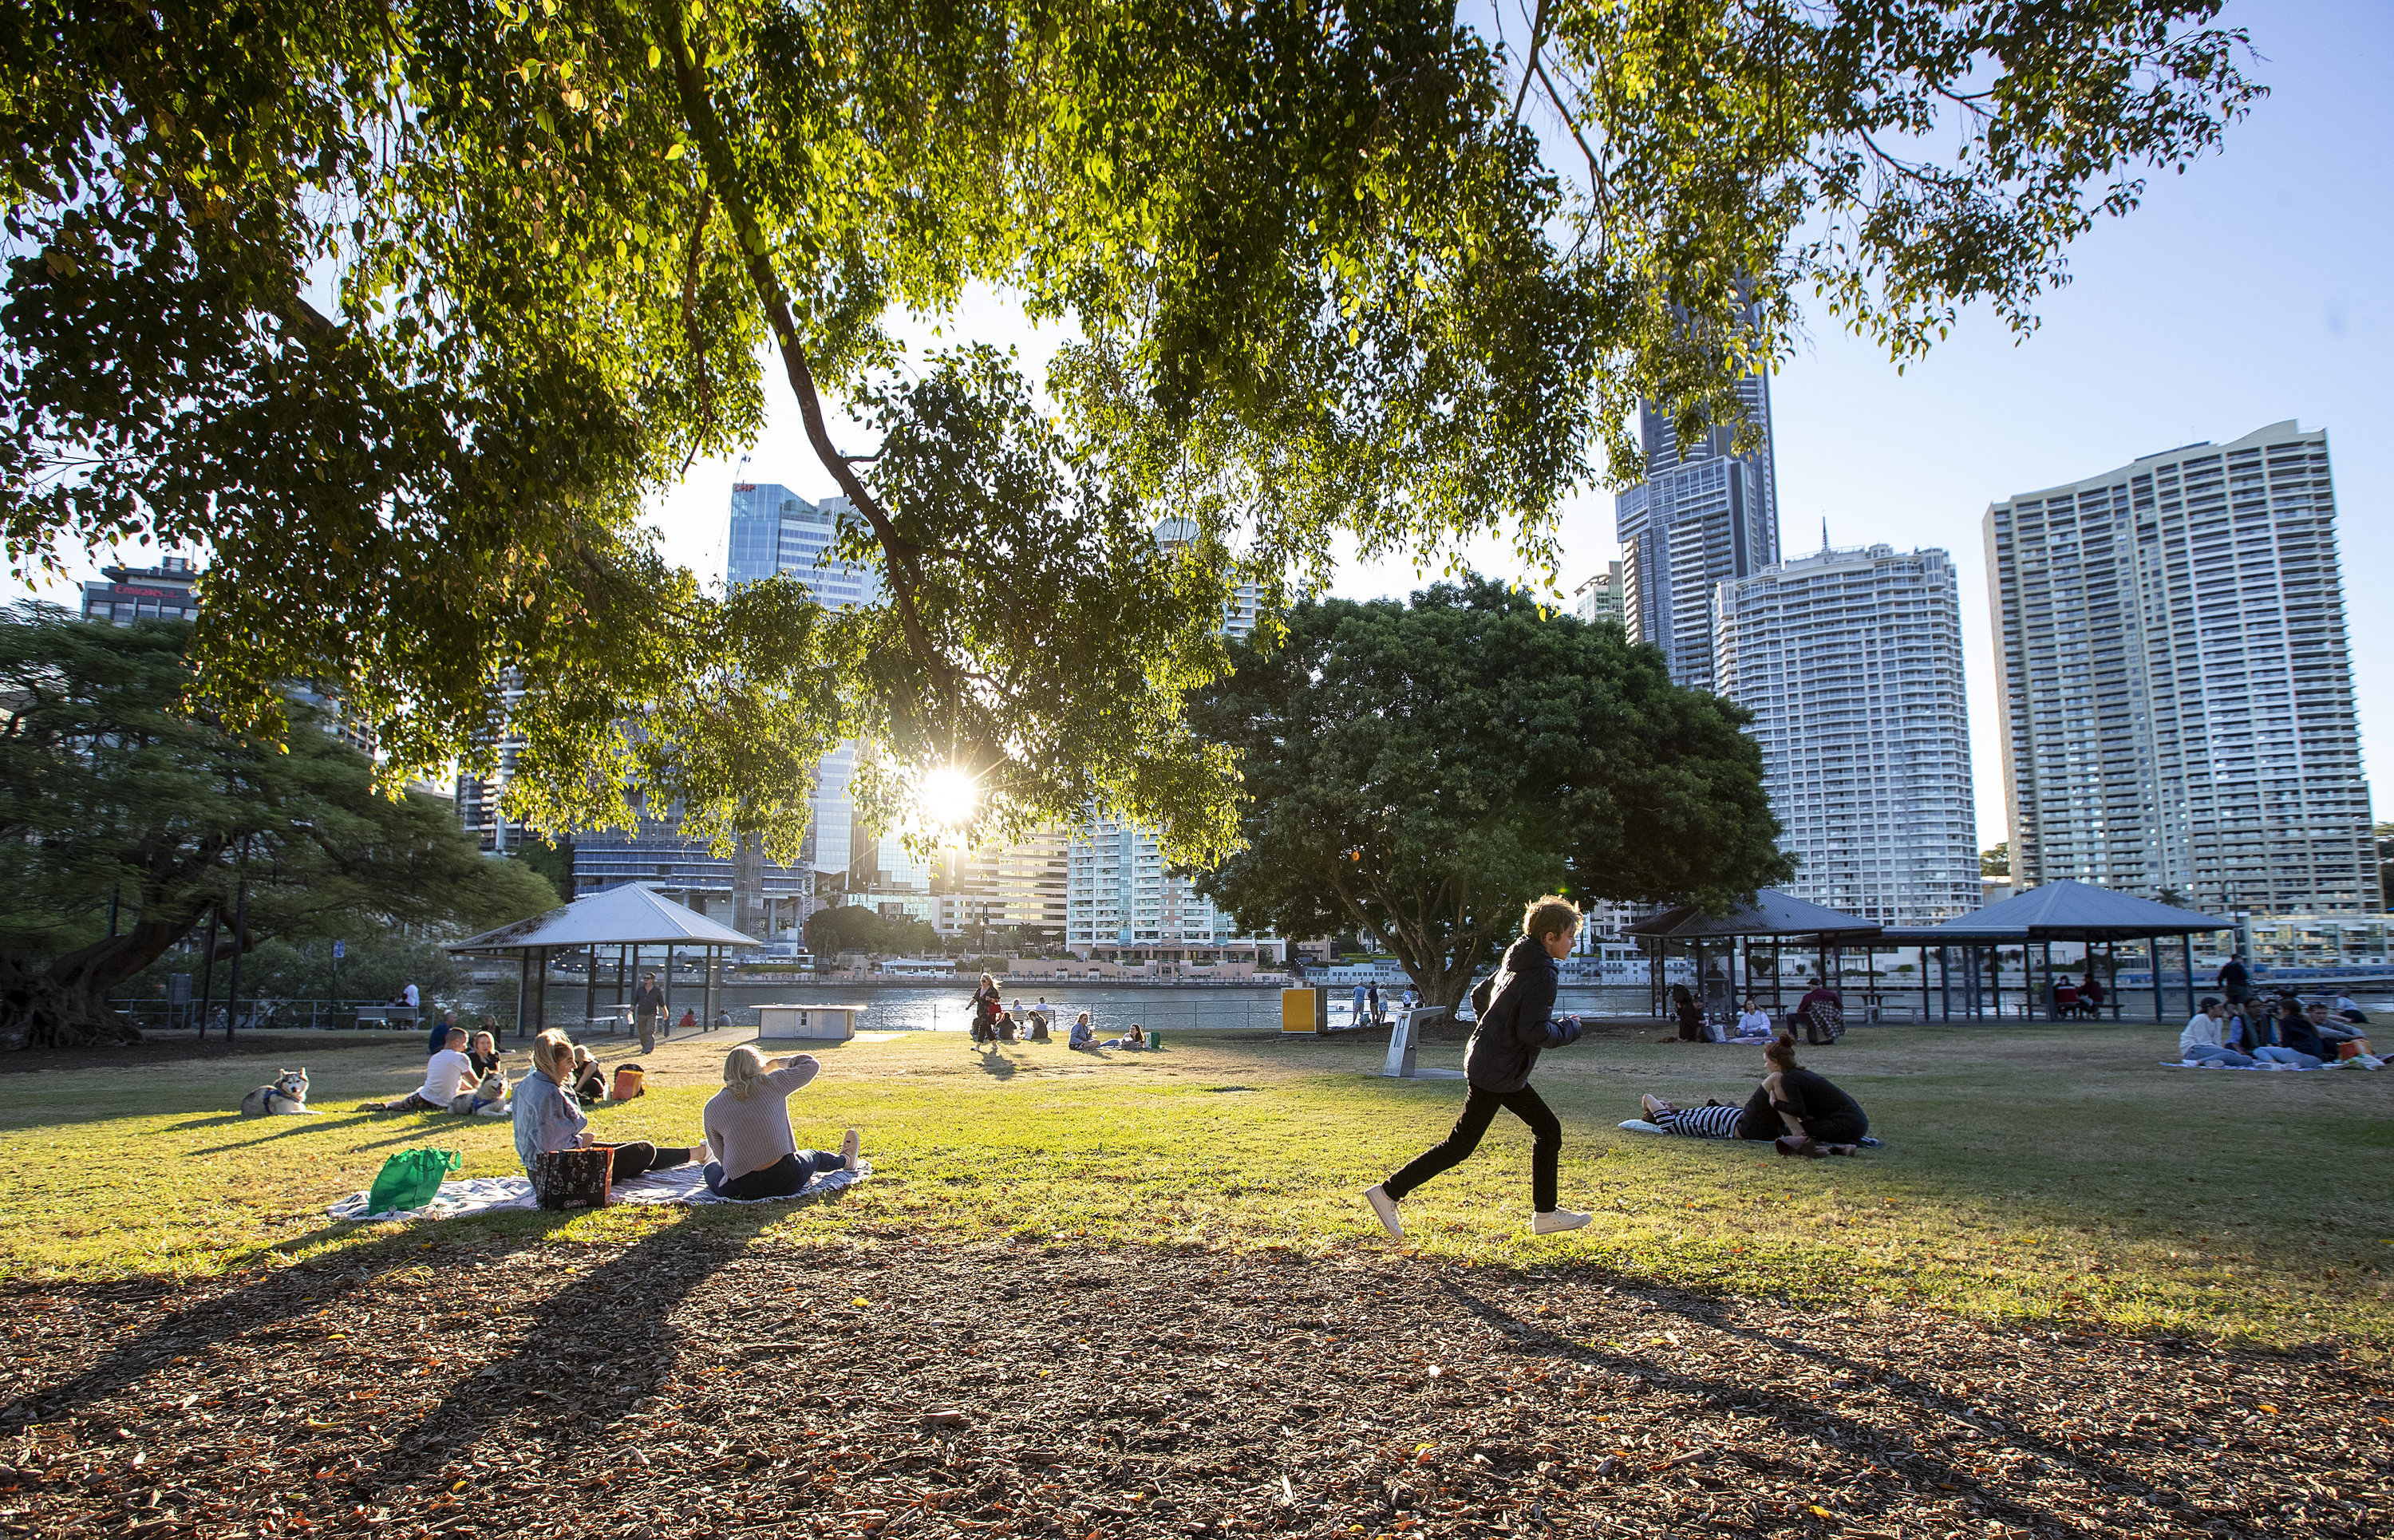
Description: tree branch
xmin=652 ymin=2 xmax=956 ymax=692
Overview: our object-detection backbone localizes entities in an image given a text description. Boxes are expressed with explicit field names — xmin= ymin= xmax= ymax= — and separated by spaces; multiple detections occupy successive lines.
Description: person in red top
xmin=1794 ymin=977 xmax=1843 ymax=1044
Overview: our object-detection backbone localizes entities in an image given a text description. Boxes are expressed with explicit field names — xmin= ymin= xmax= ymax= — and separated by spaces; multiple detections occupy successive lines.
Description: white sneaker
xmin=1362 ymin=1184 xmax=1404 ymax=1240
xmin=839 ymin=1127 xmax=861 ymax=1171
xmin=1532 ymin=1208 xmax=1592 ymax=1235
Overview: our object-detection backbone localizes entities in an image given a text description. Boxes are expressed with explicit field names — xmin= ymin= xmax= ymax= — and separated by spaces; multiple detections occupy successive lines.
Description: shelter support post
xmin=2181 ymin=934 xmax=2195 ymax=1023
xmin=516 ymin=951 xmax=531 ymax=1040
xmin=2042 ymin=940 xmax=2054 ymax=1021
xmin=2151 ymin=938 xmax=2164 ymax=1025
xmin=2108 ymin=942 xmax=2122 ymax=1021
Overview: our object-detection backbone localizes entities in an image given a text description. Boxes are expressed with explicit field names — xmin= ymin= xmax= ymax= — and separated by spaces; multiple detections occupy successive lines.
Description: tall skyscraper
xmin=1715 ymin=544 xmax=1980 ymax=923
xmin=1614 ymin=373 xmax=1780 ymax=689
xmin=1984 ymin=421 xmax=2372 ymax=914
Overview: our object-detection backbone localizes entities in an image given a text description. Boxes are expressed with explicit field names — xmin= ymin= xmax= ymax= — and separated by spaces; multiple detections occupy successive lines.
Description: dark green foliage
xmin=508 ymin=836 xmax=577 ymax=901
xmin=0 ymin=606 xmax=559 ymax=1048
xmin=1190 ymin=578 xmax=1792 ymax=1007
xmin=804 ymin=902 xmax=939 ymax=959
xmin=1 ymin=0 xmax=2262 ymax=869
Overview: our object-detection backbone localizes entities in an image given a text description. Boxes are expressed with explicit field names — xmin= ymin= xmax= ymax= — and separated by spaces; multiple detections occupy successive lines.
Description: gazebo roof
xmin=1625 ymin=889 xmax=1882 ymax=942
xmin=1909 ymin=879 xmax=2234 ymax=942
xmin=446 ymin=883 xmax=759 ymax=954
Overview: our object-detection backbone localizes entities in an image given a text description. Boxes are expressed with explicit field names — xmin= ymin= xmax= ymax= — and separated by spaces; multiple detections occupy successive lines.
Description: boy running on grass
xmin=1365 ymin=895 xmax=1590 ymax=1239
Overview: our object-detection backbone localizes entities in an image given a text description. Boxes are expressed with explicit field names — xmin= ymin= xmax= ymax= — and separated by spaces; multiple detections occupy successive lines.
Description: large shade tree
xmin=1188 ymin=578 xmax=1792 ymax=1008
xmin=2 ymin=0 xmax=2262 ymax=865
xmin=0 ymin=606 xmax=559 ymax=1048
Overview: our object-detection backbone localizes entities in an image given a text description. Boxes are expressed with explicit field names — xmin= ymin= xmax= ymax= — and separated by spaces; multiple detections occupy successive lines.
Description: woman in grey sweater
xmin=703 ymin=1044 xmax=861 ymax=1199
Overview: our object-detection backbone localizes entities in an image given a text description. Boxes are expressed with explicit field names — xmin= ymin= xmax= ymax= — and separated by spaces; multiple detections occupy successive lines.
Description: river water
xmin=540 ymin=980 xmax=1670 ymax=1035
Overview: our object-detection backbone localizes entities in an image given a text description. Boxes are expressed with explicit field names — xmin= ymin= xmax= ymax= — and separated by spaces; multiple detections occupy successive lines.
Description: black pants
xmin=705 ymin=1149 xmax=845 ymax=1199
xmin=1384 ymin=1084 xmax=1562 ymax=1214
xmin=597 ymin=1142 xmax=696 ymax=1183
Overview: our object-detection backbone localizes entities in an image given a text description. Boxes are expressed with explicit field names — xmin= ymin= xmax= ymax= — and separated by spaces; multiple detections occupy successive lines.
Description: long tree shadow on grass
xmin=351 ymin=1196 xmax=853 ymax=1497
xmin=184 ymin=1112 xmax=389 ymax=1153
xmin=0 ymin=1212 xmax=583 ymax=1427
xmin=1433 ymin=1270 xmax=2148 ymax=1530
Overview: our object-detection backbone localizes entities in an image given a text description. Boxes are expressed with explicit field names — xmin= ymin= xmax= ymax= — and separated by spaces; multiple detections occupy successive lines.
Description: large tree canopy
xmin=1188 ymin=578 xmax=1792 ymax=1008
xmin=1 ymin=0 xmax=2261 ymax=863
xmin=0 ymin=606 xmax=559 ymax=1048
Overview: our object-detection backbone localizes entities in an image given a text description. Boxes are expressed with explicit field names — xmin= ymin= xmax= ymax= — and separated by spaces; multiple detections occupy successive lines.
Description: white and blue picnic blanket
xmin=328 ymin=1159 xmax=871 ymax=1223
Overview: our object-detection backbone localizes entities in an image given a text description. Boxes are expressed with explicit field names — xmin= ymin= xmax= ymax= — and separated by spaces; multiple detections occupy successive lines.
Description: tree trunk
xmin=0 ymin=954 xmax=144 ymax=1050
xmin=0 ymin=910 xmax=211 ymax=1051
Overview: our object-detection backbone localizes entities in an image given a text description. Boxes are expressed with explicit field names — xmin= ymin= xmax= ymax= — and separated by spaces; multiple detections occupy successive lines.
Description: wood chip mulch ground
xmin=1 ymin=1235 xmax=2384 ymax=1538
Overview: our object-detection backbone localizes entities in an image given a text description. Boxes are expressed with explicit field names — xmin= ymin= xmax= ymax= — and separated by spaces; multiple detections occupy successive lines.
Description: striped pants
xmin=1657 ymin=1104 xmax=1743 ymax=1139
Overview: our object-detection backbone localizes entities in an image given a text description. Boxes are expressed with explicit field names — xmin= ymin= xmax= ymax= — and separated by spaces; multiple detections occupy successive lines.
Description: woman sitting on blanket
xmin=703 ymin=1044 xmax=861 ymax=1200
xmin=514 ymin=1030 xmax=700 ymax=1183
xmin=1639 ymin=1033 xmax=1868 ymax=1156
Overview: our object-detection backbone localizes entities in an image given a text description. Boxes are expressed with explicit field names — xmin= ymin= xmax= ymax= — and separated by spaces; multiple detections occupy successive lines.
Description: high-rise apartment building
xmin=1984 ymin=421 xmax=2372 ymax=914
xmin=1572 ymin=562 xmax=1625 ymax=628
xmin=1715 ymin=544 xmax=1980 ymax=923
xmin=1614 ymin=374 xmax=1780 ymax=689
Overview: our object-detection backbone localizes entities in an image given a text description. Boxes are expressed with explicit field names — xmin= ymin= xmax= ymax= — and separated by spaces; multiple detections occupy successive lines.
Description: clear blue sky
xmin=22 ymin=2 xmax=2384 ymax=852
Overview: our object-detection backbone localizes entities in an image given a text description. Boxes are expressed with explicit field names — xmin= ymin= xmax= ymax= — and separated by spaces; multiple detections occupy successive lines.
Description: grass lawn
xmin=1 ymin=1021 xmax=2387 ymax=1349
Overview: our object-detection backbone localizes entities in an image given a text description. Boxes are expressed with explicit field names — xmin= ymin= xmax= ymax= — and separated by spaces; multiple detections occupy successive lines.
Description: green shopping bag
xmin=365 ymin=1148 xmax=461 ymax=1214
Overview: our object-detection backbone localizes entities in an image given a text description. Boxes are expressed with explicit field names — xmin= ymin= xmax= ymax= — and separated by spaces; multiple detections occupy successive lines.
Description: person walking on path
xmin=1364 ymin=896 xmax=1591 ymax=1240
xmin=631 ymin=971 xmax=667 ymax=1054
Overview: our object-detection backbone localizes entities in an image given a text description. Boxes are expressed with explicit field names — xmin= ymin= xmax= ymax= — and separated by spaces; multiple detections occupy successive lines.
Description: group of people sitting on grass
xmin=375 ymin=1024 xmax=511 ymax=1115
xmin=2179 ymin=994 xmax=2382 ymax=1069
xmin=967 ymin=975 xmax=1152 ymax=1051
xmin=508 ymin=1031 xmax=861 ymax=1198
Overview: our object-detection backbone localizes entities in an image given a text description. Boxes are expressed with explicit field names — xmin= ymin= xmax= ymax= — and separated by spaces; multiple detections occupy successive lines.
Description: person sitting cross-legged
xmin=1641 ymin=1033 xmax=1868 ymax=1155
xmin=380 ymin=1027 xmax=476 ymax=1112
xmin=2257 ymin=999 xmax=2327 ymax=1068
xmin=1068 ymin=1011 xmax=1097 ymax=1051
xmin=514 ymin=1030 xmax=700 ymax=1182
xmin=702 ymin=1045 xmax=861 ymax=1200
xmin=2178 ymin=997 xmax=2256 ymax=1067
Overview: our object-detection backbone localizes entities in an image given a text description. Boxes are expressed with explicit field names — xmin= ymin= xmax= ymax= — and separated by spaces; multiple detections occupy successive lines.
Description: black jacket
xmin=1464 ymin=937 xmax=1569 ymax=1092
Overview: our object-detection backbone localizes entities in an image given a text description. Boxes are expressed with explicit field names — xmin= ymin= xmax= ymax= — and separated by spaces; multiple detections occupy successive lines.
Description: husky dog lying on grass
xmin=239 ymin=1069 xmax=314 ymax=1117
xmin=451 ymin=1070 xmax=512 ymax=1117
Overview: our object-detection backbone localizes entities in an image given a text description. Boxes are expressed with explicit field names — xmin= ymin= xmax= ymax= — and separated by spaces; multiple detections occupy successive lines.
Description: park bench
xmin=352 ymin=1005 xmax=419 ymax=1029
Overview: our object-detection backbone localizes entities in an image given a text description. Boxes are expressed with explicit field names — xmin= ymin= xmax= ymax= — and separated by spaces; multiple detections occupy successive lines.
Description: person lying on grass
xmin=1102 ymin=1023 xmax=1148 ymax=1049
xmin=376 ymin=1027 xmax=475 ymax=1112
xmin=1641 ymin=1033 xmax=1869 ymax=1156
xmin=702 ymin=1045 xmax=862 ymax=1200
xmin=1365 ymin=894 xmax=1591 ymax=1240
xmin=515 ymin=1029 xmax=699 ymax=1183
